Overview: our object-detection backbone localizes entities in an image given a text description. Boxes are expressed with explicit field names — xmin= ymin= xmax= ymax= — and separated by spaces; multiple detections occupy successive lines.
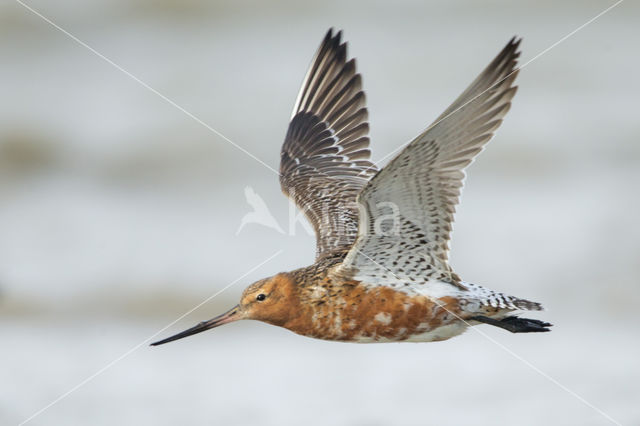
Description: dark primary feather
xmin=280 ymin=29 xmax=377 ymax=259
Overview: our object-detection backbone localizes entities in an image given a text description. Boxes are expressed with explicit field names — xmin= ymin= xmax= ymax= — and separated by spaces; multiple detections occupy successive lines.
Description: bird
xmin=151 ymin=29 xmax=551 ymax=346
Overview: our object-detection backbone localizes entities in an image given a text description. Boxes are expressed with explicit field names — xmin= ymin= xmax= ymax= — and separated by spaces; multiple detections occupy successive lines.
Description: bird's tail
xmin=462 ymin=282 xmax=544 ymax=311
xmin=470 ymin=315 xmax=552 ymax=333
xmin=510 ymin=297 xmax=544 ymax=311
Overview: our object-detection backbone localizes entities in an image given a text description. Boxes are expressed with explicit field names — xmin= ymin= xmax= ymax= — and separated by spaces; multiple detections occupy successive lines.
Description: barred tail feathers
xmin=462 ymin=282 xmax=544 ymax=311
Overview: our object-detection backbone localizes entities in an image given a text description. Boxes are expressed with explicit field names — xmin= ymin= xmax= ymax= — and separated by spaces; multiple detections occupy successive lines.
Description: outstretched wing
xmin=338 ymin=38 xmax=521 ymax=287
xmin=280 ymin=29 xmax=377 ymax=259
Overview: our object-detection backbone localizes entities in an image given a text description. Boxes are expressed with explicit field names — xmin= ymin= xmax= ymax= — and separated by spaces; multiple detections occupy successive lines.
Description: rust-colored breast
xmin=282 ymin=276 xmax=463 ymax=342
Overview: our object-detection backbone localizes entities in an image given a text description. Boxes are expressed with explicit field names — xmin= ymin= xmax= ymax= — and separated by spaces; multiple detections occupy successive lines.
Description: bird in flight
xmin=152 ymin=29 xmax=550 ymax=346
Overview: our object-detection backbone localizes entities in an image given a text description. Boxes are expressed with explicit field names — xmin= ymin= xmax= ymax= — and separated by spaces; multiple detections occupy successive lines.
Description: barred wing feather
xmin=280 ymin=29 xmax=377 ymax=259
xmin=339 ymin=38 xmax=521 ymax=288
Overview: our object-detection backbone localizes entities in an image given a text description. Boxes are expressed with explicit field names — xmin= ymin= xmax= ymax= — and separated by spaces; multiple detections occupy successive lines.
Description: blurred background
xmin=1 ymin=0 xmax=638 ymax=425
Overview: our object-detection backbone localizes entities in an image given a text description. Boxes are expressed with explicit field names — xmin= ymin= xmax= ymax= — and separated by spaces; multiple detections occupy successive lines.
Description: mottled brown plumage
xmin=280 ymin=30 xmax=377 ymax=258
xmin=151 ymin=29 xmax=551 ymax=347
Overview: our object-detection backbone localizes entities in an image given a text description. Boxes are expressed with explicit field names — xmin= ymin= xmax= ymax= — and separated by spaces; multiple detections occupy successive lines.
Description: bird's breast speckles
xmin=285 ymin=277 xmax=466 ymax=343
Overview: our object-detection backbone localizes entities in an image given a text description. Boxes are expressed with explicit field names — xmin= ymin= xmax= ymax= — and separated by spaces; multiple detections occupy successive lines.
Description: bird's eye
xmin=256 ymin=293 xmax=266 ymax=301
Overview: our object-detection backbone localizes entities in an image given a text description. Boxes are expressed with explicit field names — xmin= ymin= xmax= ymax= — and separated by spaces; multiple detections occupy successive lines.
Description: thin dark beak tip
xmin=150 ymin=305 xmax=240 ymax=347
xmin=149 ymin=337 xmax=171 ymax=346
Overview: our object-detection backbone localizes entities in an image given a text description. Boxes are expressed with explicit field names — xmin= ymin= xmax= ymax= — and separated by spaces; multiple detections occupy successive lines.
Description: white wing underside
xmin=336 ymin=38 xmax=540 ymax=310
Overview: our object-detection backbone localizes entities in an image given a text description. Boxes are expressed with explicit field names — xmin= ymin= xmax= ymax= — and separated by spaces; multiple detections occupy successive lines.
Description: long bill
xmin=150 ymin=305 xmax=240 ymax=346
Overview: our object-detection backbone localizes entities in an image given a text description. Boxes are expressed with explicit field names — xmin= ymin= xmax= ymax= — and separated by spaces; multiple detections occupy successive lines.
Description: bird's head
xmin=150 ymin=273 xmax=298 ymax=346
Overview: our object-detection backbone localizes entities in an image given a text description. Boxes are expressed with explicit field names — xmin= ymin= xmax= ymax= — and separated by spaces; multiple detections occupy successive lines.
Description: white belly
xmin=404 ymin=321 xmax=469 ymax=342
xmin=350 ymin=321 xmax=469 ymax=343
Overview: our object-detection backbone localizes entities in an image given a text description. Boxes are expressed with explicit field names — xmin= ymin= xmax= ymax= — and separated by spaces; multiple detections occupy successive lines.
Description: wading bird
xmin=152 ymin=29 xmax=550 ymax=346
